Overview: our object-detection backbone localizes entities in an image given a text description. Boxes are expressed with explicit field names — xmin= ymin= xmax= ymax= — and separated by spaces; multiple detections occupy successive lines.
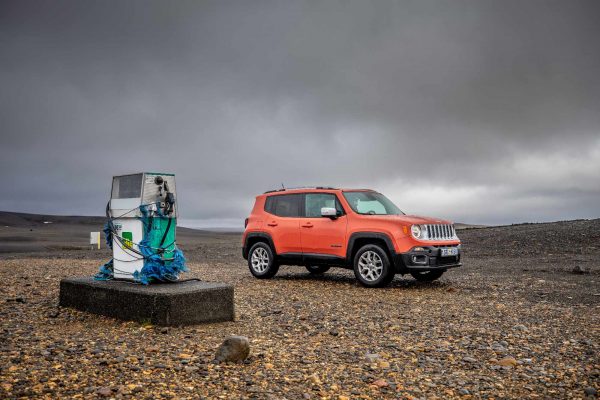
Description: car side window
xmin=265 ymin=194 xmax=302 ymax=217
xmin=305 ymin=193 xmax=344 ymax=218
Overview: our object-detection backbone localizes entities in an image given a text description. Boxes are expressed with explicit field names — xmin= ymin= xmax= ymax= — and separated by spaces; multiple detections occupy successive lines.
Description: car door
xmin=263 ymin=194 xmax=303 ymax=255
xmin=300 ymin=193 xmax=348 ymax=259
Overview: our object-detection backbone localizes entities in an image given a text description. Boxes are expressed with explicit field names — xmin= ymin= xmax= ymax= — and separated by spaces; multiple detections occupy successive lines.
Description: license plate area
xmin=440 ymin=247 xmax=459 ymax=257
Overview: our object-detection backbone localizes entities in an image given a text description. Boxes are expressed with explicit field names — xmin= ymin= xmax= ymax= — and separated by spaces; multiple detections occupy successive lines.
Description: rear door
xmin=300 ymin=193 xmax=348 ymax=258
xmin=263 ymin=194 xmax=303 ymax=255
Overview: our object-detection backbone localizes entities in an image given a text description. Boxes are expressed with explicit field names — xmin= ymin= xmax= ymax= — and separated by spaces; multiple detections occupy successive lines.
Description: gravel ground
xmin=1 ymin=220 xmax=599 ymax=399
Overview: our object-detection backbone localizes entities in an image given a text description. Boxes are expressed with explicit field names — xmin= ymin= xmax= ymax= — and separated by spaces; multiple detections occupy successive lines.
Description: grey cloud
xmin=1 ymin=0 xmax=599 ymax=226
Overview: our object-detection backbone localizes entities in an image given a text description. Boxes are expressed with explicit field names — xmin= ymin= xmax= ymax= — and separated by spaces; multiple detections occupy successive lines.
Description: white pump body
xmin=109 ymin=173 xmax=177 ymax=280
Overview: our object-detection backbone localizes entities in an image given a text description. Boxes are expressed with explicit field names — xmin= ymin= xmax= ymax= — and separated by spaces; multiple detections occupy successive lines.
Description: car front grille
xmin=424 ymin=224 xmax=457 ymax=241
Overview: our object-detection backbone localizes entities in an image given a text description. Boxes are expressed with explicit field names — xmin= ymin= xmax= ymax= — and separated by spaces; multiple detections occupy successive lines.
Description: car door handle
xmin=301 ymin=223 xmax=313 ymax=228
xmin=267 ymin=221 xmax=278 ymax=227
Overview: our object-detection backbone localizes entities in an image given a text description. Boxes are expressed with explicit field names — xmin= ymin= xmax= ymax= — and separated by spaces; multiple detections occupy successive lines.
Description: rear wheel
xmin=248 ymin=242 xmax=279 ymax=279
xmin=353 ymin=244 xmax=394 ymax=288
xmin=305 ymin=265 xmax=330 ymax=274
xmin=410 ymin=270 xmax=445 ymax=282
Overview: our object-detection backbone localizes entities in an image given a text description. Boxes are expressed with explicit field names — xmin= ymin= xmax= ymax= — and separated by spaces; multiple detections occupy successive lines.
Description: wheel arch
xmin=243 ymin=232 xmax=276 ymax=259
xmin=347 ymin=232 xmax=396 ymax=266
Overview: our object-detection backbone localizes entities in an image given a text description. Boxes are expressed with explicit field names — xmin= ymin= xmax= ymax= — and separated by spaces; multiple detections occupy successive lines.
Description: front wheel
xmin=353 ymin=244 xmax=394 ymax=288
xmin=410 ymin=270 xmax=445 ymax=282
xmin=248 ymin=242 xmax=279 ymax=279
xmin=305 ymin=265 xmax=331 ymax=274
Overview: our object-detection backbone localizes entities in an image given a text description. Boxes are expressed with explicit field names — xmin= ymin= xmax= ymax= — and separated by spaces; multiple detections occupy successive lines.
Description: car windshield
xmin=342 ymin=191 xmax=404 ymax=215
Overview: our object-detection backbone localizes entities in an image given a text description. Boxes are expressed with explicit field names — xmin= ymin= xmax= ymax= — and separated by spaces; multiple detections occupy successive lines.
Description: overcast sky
xmin=1 ymin=0 xmax=599 ymax=228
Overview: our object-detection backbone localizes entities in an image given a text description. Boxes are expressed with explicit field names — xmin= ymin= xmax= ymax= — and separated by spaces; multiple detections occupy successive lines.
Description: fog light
xmin=411 ymin=255 xmax=428 ymax=264
xmin=413 ymin=246 xmax=426 ymax=252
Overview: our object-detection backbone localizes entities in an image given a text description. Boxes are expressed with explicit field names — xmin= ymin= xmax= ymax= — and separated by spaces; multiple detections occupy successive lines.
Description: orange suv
xmin=242 ymin=188 xmax=461 ymax=287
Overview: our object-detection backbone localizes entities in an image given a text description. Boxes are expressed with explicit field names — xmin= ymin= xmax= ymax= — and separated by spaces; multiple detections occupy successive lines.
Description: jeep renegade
xmin=242 ymin=188 xmax=461 ymax=287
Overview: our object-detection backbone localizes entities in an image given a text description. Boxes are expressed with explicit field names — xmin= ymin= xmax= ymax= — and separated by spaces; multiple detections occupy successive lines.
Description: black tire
xmin=305 ymin=265 xmax=331 ymax=274
xmin=353 ymin=244 xmax=394 ymax=288
xmin=410 ymin=270 xmax=445 ymax=282
xmin=247 ymin=242 xmax=279 ymax=279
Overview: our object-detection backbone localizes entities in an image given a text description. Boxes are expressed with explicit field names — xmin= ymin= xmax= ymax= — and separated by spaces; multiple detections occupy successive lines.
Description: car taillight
xmin=244 ymin=218 xmax=249 ymax=228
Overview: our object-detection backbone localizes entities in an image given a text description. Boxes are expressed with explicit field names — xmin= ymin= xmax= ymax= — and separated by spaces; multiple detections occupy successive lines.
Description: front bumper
xmin=393 ymin=245 xmax=462 ymax=273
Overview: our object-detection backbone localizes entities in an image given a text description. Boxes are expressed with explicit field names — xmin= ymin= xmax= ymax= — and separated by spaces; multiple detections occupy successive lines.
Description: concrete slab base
xmin=59 ymin=277 xmax=234 ymax=326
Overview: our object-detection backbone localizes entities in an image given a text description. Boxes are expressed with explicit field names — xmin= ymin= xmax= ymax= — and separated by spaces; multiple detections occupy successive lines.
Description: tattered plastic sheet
xmin=94 ymin=204 xmax=187 ymax=284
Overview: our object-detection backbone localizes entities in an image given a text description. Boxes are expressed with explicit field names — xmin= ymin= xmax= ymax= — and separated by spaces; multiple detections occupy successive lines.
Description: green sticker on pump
xmin=122 ymin=231 xmax=133 ymax=249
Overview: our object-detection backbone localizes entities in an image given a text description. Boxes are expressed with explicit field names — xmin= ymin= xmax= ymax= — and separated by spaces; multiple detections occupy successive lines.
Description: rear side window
xmin=265 ymin=194 xmax=302 ymax=217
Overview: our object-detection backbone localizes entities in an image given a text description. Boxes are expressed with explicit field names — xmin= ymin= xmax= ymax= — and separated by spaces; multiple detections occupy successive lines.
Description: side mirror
xmin=321 ymin=207 xmax=338 ymax=219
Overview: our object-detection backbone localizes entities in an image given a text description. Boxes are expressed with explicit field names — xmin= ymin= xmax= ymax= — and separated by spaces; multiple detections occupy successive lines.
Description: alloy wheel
xmin=358 ymin=250 xmax=383 ymax=282
xmin=251 ymin=247 xmax=269 ymax=273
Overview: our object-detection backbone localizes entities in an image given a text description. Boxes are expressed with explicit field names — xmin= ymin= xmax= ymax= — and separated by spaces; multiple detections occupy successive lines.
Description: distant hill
xmin=0 ymin=210 xmax=486 ymax=231
xmin=0 ymin=211 xmax=239 ymax=233
xmin=454 ymin=223 xmax=487 ymax=230
xmin=0 ymin=211 xmax=106 ymax=227
xmin=0 ymin=211 xmax=239 ymax=254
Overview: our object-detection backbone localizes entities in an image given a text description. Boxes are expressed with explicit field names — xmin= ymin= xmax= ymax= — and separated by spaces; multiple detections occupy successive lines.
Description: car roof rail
xmin=263 ymin=189 xmax=286 ymax=194
xmin=263 ymin=186 xmax=338 ymax=194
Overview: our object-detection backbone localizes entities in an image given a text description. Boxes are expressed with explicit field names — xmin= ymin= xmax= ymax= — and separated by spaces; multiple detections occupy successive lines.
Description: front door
xmin=300 ymin=193 xmax=348 ymax=258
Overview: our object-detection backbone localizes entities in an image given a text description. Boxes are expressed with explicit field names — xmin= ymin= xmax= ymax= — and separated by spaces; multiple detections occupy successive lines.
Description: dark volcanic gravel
xmin=0 ymin=219 xmax=598 ymax=399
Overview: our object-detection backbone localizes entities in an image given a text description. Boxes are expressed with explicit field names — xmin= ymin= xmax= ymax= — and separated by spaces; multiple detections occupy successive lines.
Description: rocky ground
xmin=0 ymin=219 xmax=599 ymax=399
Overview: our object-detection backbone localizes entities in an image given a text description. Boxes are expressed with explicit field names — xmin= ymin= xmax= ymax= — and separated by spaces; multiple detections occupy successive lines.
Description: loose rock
xmin=364 ymin=353 xmax=380 ymax=363
xmin=214 ymin=336 xmax=250 ymax=363
xmin=497 ymin=356 xmax=518 ymax=367
xmin=372 ymin=378 xmax=388 ymax=388
xmin=96 ymin=387 xmax=112 ymax=397
xmin=571 ymin=265 xmax=590 ymax=274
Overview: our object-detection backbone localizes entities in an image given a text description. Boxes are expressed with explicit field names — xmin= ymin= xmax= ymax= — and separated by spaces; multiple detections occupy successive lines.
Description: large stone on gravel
xmin=497 ymin=356 xmax=517 ymax=367
xmin=364 ymin=353 xmax=381 ymax=363
xmin=584 ymin=387 xmax=597 ymax=397
xmin=59 ymin=277 xmax=234 ymax=326
xmin=214 ymin=336 xmax=250 ymax=363
xmin=571 ymin=265 xmax=590 ymax=274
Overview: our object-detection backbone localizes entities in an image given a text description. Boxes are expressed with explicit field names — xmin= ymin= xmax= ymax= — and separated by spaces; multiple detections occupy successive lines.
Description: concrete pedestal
xmin=59 ymin=277 xmax=234 ymax=326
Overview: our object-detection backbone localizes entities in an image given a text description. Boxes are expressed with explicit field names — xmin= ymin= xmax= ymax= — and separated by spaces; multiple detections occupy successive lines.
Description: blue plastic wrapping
xmin=94 ymin=203 xmax=187 ymax=284
xmin=94 ymin=259 xmax=114 ymax=281
xmin=103 ymin=222 xmax=113 ymax=249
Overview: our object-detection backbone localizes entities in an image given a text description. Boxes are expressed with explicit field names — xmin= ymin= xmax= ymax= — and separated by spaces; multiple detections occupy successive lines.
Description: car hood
xmin=374 ymin=214 xmax=453 ymax=225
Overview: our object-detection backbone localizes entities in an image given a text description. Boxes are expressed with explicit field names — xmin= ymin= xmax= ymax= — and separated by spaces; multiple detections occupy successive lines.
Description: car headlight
xmin=411 ymin=224 xmax=424 ymax=239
